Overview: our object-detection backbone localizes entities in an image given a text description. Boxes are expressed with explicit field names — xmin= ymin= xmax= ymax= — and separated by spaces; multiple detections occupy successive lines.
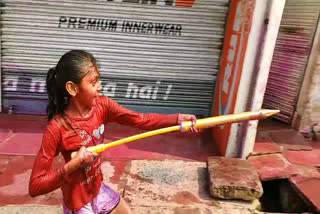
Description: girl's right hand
xmin=75 ymin=146 xmax=98 ymax=167
xmin=64 ymin=146 xmax=98 ymax=175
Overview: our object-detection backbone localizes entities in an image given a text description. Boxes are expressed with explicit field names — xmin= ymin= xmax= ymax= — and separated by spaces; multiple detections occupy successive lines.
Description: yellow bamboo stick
xmin=71 ymin=109 xmax=279 ymax=158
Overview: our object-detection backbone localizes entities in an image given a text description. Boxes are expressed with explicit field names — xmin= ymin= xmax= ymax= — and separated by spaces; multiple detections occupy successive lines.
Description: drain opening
xmin=260 ymin=179 xmax=312 ymax=213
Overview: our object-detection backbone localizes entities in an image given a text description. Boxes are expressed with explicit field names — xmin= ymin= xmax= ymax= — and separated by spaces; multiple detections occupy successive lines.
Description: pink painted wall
xmin=302 ymin=54 xmax=320 ymax=131
xmin=310 ymin=56 xmax=320 ymax=120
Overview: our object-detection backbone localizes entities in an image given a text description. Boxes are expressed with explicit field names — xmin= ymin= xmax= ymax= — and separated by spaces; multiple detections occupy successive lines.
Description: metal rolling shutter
xmin=1 ymin=0 xmax=229 ymax=117
xmin=263 ymin=0 xmax=320 ymax=123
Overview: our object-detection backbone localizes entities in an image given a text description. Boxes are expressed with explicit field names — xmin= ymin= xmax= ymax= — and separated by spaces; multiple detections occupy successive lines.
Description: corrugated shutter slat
xmin=262 ymin=0 xmax=320 ymax=123
xmin=1 ymin=0 xmax=229 ymax=116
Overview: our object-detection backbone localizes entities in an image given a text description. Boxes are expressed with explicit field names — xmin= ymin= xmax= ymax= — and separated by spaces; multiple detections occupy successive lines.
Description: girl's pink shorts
xmin=63 ymin=183 xmax=120 ymax=214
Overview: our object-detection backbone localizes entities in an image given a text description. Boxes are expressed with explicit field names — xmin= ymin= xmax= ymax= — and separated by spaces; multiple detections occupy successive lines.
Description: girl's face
xmin=77 ymin=66 xmax=102 ymax=108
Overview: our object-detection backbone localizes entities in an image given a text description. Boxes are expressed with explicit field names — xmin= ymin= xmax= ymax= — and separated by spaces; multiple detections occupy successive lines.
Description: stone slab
xmin=289 ymin=175 xmax=320 ymax=212
xmin=284 ymin=150 xmax=320 ymax=166
xmin=122 ymin=160 xmax=214 ymax=207
xmin=252 ymin=141 xmax=282 ymax=155
xmin=207 ymin=156 xmax=263 ymax=201
xmin=131 ymin=200 xmax=261 ymax=214
xmin=120 ymin=159 xmax=261 ymax=212
xmin=255 ymin=131 xmax=273 ymax=142
xmin=248 ymin=154 xmax=297 ymax=181
xmin=269 ymin=129 xmax=312 ymax=151
xmin=293 ymin=165 xmax=320 ymax=178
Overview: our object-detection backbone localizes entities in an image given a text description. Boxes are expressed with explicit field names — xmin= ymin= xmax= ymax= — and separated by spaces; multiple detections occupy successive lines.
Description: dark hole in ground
xmin=260 ymin=179 xmax=312 ymax=213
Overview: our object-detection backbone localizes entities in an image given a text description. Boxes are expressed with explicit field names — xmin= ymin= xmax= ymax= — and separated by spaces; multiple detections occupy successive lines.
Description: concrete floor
xmin=2 ymin=113 xmax=318 ymax=213
xmin=1 ymin=113 xmax=249 ymax=213
xmin=0 ymin=156 xmax=261 ymax=214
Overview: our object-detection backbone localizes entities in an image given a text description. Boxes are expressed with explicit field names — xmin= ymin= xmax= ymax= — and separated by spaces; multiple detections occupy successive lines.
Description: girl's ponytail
xmin=46 ymin=67 xmax=65 ymax=120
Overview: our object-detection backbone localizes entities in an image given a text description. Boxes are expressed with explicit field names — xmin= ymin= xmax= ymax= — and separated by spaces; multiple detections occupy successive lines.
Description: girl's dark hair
xmin=46 ymin=50 xmax=97 ymax=121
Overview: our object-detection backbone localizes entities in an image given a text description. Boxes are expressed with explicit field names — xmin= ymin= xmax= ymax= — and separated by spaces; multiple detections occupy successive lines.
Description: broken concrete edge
xmin=0 ymin=205 xmax=63 ymax=214
xmin=209 ymin=186 xmax=262 ymax=201
xmin=131 ymin=203 xmax=262 ymax=214
xmin=247 ymin=151 xmax=282 ymax=158
xmin=251 ymin=141 xmax=284 ymax=156
xmin=0 ymin=204 xmax=262 ymax=214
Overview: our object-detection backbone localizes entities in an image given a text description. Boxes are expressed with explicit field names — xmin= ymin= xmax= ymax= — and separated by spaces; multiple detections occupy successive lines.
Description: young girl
xmin=29 ymin=50 xmax=197 ymax=214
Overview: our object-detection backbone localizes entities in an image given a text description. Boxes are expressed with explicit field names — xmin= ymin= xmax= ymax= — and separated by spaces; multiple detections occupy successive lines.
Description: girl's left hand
xmin=178 ymin=114 xmax=198 ymax=133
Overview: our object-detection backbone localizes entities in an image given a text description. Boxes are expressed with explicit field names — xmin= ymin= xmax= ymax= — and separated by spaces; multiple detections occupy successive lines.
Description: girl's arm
xmin=29 ymin=127 xmax=66 ymax=196
xmin=103 ymin=97 xmax=194 ymax=130
xmin=29 ymin=126 xmax=96 ymax=197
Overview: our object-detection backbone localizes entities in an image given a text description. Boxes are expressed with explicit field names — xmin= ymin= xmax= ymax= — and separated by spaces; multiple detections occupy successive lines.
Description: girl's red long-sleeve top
xmin=29 ymin=96 xmax=179 ymax=211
